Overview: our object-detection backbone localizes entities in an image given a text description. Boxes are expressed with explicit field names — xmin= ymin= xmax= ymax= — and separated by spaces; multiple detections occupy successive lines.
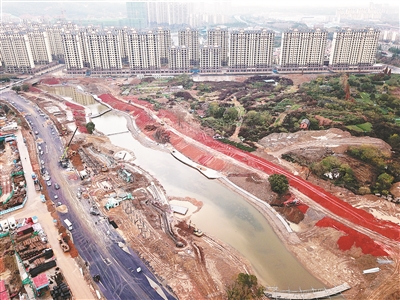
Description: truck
xmin=32 ymin=173 xmax=41 ymax=191
xmin=64 ymin=219 xmax=73 ymax=230
xmin=7 ymin=217 xmax=16 ymax=230
xmin=1 ymin=220 xmax=10 ymax=232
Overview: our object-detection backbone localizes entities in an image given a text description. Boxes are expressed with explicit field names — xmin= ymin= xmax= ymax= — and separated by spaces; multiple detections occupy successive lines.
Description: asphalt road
xmin=2 ymin=91 xmax=175 ymax=300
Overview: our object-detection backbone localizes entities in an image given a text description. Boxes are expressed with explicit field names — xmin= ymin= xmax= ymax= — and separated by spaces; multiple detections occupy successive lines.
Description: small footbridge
xmin=90 ymin=108 xmax=112 ymax=118
xmin=106 ymin=130 xmax=130 ymax=136
xmin=264 ymin=283 xmax=350 ymax=300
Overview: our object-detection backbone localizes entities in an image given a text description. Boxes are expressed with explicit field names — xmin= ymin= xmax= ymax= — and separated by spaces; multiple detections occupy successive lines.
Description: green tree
xmin=388 ymin=134 xmax=400 ymax=149
xmin=224 ymin=107 xmax=239 ymax=121
xmin=268 ymin=174 xmax=289 ymax=194
xmin=197 ymin=83 xmax=211 ymax=93
xmin=207 ymin=102 xmax=219 ymax=117
xmin=226 ymin=273 xmax=264 ymax=300
xmin=11 ymin=85 xmax=21 ymax=93
xmin=22 ymin=84 xmax=30 ymax=92
xmin=86 ymin=121 xmax=95 ymax=134
xmin=375 ymin=172 xmax=394 ymax=193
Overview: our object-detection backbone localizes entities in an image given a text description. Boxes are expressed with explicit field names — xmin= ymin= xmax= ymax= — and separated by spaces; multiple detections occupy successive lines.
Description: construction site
xmin=0 ymin=135 xmax=26 ymax=212
xmin=0 ymin=71 xmax=398 ymax=299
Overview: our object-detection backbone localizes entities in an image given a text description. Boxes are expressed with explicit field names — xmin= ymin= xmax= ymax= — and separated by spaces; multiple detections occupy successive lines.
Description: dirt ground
xmin=32 ymin=74 xmax=400 ymax=300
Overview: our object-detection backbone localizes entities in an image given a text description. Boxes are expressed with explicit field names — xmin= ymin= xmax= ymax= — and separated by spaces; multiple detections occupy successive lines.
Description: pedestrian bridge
xmin=264 ymin=283 xmax=350 ymax=300
xmin=90 ymin=108 xmax=112 ymax=118
xmin=106 ymin=130 xmax=130 ymax=136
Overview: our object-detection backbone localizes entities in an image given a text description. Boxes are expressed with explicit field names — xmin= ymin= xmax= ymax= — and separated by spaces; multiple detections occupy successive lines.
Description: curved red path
xmin=99 ymin=94 xmax=400 ymax=242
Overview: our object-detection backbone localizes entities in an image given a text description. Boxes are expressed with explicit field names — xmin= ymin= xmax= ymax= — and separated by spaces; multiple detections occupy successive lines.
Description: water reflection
xmin=40 ymin=85 xmax=96 ymax=106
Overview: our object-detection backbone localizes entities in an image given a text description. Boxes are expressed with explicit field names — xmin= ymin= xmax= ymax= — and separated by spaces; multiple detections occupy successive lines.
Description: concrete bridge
xmin=264 ymin=283 xmax=350 ymax=300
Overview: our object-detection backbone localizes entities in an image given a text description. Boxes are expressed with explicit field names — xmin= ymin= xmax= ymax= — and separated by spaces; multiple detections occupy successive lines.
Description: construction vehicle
xmin=105 ymin=193 xmax=133 ymax=210
xmin=32 ymin=173 xmax=41 ymax=191
xmin=192 ymin=223 xmax=203 ymax=237
xmin=118 ymin=168 xmax=133 ymax=182
xmin=58 ymin=234 xmax=70 ymax=252
xmin=59 ymin=127 xmax=78 ymax=168
xmin=283 ymin=198 xmax=302 ymax=207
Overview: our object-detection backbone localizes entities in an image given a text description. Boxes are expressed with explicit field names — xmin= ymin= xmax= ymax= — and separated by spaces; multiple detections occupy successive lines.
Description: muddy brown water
xmin=90 ymin=104 xmax=324 ymax=290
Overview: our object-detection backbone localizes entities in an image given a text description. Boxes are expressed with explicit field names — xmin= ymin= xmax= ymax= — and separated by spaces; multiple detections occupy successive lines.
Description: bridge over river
xmin=265 ymin=282 xmax=350 ymax=299
xmin=90 ymin=108 xmax=112 ymax=118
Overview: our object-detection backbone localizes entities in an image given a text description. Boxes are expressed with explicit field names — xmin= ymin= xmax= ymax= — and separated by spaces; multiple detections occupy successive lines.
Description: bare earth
xmin=26 ymin=74 xmax=400 ymax=300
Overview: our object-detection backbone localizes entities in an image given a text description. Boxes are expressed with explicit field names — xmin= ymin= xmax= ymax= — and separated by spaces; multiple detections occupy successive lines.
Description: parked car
xmin=54 ymin=183 xmax=60 ymax=190
xmin=46 ymin=180 xmax=51 ymax=186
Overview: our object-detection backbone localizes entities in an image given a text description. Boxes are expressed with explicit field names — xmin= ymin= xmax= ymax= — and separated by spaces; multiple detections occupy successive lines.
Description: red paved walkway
xmin=100 ymin=94 xmax=400 ymax=243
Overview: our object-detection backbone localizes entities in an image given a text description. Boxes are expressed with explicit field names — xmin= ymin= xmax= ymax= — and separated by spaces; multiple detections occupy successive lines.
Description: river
xmin=89 ymin=103 xmax=324 ymax=290
xmin=44 ymin=85 xmax=324 ymax=290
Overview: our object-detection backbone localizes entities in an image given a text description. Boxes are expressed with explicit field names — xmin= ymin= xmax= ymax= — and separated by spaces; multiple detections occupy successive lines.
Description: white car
xmin=136 ymin=267 xmax=142 ymax=273
xmin=46 ymin=181 xmax=52 ymax=186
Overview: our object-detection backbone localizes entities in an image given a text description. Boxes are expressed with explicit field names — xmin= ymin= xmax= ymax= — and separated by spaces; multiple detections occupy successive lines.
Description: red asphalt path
xmin=99 ymin=94 xmax=400 ymax=243
xmin=202 ymin=139 xmax=400 ymax=242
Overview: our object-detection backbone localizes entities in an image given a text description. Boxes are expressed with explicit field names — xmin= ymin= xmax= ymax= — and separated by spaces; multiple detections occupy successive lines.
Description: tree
xmin=86 ymin=122 xmax=95 ymax=134
xmin=224 ymin=107 xmax=239 ymax=121
xmin=22 ymin=84 xmax=30 ymax=92
xmin=226 ymin=273 xmax=264 ymax=300
xmin=268 ymin=174 xmax=289 ymax=194
xmin=375 ymin=172 xmax=394 ymax=193
xmin=11 ymin=85 xmax=21 ymax=93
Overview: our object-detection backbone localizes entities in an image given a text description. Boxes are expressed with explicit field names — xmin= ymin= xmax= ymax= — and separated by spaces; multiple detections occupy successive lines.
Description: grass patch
xmin=356 ymin=92 xmax=373 ymax=105
xmin=346 ymin=122 xmax=373 ymax=132
xmin=220 ymin=138 xmax=255 ymax=152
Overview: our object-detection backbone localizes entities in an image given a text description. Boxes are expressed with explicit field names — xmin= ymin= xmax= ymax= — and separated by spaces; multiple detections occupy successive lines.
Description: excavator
xmin=59 ymin=127 xmax=78 ymax=168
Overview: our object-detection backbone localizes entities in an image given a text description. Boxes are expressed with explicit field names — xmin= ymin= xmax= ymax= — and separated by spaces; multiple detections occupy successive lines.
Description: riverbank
xmin=104 ymin=94 xmax=399 ymax=300
xmin=35 ymin=75 xmax=400 ymax=299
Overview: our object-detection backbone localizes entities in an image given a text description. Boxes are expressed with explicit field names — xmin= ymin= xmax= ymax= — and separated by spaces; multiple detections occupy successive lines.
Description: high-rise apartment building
xmin=0 ymin=31 xmax=35 ymax=73
xmin=46 ymin=23 xmax=66 ymax=62
xmin=169 ymin=46 xmax=189 ymax=72
xmin=0 ymin=20 xmax=383 ymax=75
xmin=60 ymin=30 xmax=84 ymax=72
xmin=156 ymin=28 xmax=171 ymax=65
xmin=207 ymin=27 xmax=229 ymax=66
xmin=81 ymin=30 xmax=122 ymax=71
xmin=27 ymin=29 xmax=53 ymax=65
xmin=127 ymin=30 xmax=160 ymax=71
xmin=280 ymin=28 xmax=327 ymax=70
xmin=108 ymin=26 xmax=130 ymax=65
xmin=200 ymin=45 xmax=221 ymax=73
xmin=229 ymin=29 xmax=274 ymax=72
xmin=329 ymin=28 xmax=380 ymax=70
xmin=178 ymin=28 xmax=199 ymax=66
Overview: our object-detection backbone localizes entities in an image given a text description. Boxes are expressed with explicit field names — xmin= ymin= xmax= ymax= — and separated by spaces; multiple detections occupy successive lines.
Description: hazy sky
xmin=1 ymin=0 xmax=399 ymax=23
xmin=0 ymin=0 xmax=399 ymax=5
